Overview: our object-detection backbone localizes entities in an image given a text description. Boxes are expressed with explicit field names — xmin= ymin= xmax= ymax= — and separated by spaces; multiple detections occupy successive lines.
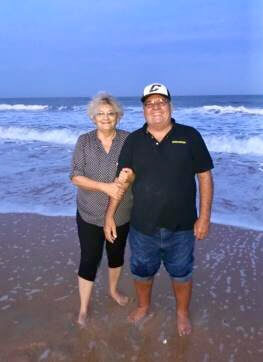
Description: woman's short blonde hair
xmin=87 ymin=92 xmax=124 ymax=121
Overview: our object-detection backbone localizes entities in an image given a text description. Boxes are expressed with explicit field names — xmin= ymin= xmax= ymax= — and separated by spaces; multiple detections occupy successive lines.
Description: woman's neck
xmin=96 ymin=129 xmax=117 ymax=153
xmin=96 ymin=129 xmax=116 ymax=141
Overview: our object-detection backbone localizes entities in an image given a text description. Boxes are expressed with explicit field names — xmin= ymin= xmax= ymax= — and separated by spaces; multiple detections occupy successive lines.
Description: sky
xmin=0 ymin=0 xmax=262 ymax=97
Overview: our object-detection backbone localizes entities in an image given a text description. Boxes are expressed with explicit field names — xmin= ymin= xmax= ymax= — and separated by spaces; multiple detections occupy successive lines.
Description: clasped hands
xmin=104 ymin=168 xmax=134 ymax=243
xmin=105 ymin=168 xmax=134 ymax=200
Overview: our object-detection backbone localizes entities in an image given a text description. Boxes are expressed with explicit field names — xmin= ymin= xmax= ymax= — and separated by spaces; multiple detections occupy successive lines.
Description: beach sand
xmin=0 ymin=213 xmax=263 ymax=362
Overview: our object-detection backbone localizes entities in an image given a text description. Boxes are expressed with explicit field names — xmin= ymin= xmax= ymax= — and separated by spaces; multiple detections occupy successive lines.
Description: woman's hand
xmin=103 ymin=182 xmax=125 ymax=200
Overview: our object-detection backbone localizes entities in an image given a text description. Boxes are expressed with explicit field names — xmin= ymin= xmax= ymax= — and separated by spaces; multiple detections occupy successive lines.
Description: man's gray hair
xmin=87 ymin=92 xmax=124 ymax=120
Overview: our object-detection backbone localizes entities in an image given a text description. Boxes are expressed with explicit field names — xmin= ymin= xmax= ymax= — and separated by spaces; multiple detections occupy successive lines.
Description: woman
xmin=70 ymin=93 xmax=133 ymax=327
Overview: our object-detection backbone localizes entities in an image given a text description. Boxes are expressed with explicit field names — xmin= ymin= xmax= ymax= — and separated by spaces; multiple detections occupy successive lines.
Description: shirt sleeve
xmin=116 ymin=134 xmax=134 ymax=176
xmin=69 ymin=135 xmax=86 ymax=179
xmin=190 ymin=128 xmax=214 ymax=173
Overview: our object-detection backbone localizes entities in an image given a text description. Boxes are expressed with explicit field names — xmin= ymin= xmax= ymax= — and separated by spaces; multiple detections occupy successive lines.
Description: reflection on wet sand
xmin=0 ymin=213 xmax=262 ymax=361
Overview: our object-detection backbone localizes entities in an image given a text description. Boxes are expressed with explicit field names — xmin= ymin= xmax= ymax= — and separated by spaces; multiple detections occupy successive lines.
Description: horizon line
xmin=0 ymin=93 xmax=262 ymax=99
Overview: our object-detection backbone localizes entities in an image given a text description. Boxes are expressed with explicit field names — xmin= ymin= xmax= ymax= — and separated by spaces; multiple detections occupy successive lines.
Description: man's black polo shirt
xmin=117 ymin=119 xmax=214 ymax=235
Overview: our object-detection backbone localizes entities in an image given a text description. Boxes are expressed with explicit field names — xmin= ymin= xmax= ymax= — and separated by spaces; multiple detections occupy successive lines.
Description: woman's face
xmin=93 ymin=103 xmax=118 ymax=132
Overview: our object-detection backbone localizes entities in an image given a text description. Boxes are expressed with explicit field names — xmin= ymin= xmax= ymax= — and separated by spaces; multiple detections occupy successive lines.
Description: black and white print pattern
xmin=70 ymin=129 xmax=132 ymax=226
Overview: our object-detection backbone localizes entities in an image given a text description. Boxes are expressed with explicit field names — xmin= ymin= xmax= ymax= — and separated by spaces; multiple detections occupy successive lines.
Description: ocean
xmin=0 ymin=95 xmax=262 ymax=231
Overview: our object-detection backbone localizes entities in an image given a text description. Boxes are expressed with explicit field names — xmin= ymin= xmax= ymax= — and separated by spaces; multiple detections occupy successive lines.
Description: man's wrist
xmin=198 ymin=215 xmax=210 ymax=222
xmin=105 ymin=212 xmax=115 ymax=220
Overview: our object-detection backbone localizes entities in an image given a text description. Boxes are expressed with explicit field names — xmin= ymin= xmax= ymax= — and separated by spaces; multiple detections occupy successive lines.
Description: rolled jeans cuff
xmin=131 ymin=273 xmax=154 ymax=282
xmin=171 ymin=272 xmax=193 ymax=283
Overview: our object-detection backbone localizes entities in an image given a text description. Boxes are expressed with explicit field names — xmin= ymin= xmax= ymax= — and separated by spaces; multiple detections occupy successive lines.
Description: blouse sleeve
xmin=69 ymin=134 xmax=86 ymax=179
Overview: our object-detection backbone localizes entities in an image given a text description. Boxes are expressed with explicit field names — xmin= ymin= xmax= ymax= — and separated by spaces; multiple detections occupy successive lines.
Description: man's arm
xmin=104 ymin=168 xmax=134 ymax=243
xmin=104 ymin=197 xmax=122 ymax=242
xmin=194 ymin=170 xmax=214 ymax=240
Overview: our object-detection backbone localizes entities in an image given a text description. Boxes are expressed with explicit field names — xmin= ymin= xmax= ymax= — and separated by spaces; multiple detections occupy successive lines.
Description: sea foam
xmin=0 ymin=126 xmax=79 ymax=145
xmin=0 ymin=104 xmax=48 ymax=111
xmin=205 ymin=135 xmax=263 ymax=155
xmin=1 ymin=126 xmax=263 ymax=155
xmin=202 ymin=105 xmax=263 ymax=116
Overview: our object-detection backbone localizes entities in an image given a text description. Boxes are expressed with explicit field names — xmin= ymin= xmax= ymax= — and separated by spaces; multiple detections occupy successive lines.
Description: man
xmin=104 ymin=83 xmax=214 ymax=336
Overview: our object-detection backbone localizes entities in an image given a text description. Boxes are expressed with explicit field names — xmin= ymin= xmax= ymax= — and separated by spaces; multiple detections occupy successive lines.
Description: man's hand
xmin=117 ymin=168 xmax=135 ymax=184
xmin=194 ymin=218 xmax=210 ymax=240
xmin=104 ymin=216 xmax=117 ymax=243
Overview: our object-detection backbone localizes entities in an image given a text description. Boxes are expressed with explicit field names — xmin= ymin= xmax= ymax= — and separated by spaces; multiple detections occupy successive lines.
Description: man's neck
xmin=147 ymin=122 xmax=173 ymax=142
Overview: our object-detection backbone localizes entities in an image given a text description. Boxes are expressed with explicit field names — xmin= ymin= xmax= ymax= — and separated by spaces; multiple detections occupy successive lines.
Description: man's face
xmin=143 ymin=94 xmax=172 ymax=128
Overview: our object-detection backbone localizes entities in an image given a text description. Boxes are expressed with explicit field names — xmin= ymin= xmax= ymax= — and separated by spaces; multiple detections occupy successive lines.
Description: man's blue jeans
xmin=129 ymin=226 xmax=195 ymax=283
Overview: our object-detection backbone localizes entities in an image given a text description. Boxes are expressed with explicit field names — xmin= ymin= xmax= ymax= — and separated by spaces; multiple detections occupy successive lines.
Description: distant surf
xmin=1 ymin=102 xmax=263 ymax=116
xmin=0 ymin=126 xmax=80 ymax=145
xmin=1 ymin=126 xmax=263 ymax=156
xmin=0 ymin=104 xmax=48 ymax=111
xmin=201 ymin=105 xmax=263 ymax=116
xmin=0 ymin=103 xmax=87 ymax=112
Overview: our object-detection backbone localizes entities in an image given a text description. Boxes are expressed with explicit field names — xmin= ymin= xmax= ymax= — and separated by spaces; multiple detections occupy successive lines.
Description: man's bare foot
xmin=128 ymin=306 xmax=149 ymax=323
xmin=110 ymin=291 xmax=129 ymax=306
xmin=177 ymin=312 xmax=192 ymax=336
xmin=77 ymin=313 xmax=88 ymax=328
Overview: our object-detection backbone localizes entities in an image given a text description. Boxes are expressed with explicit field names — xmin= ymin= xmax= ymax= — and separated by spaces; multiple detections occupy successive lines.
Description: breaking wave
xmin=205 ymin=135 xmax=263 ymax=155
xmin=1 ymin=126 xmax=263 ymax=155
xmin=0 ymin=104 xmax=48 ymax=111
xmin=201 ymin=105 xmax=263 ymax=116
xmin=0 ymin=126 xmax=80 ymax=145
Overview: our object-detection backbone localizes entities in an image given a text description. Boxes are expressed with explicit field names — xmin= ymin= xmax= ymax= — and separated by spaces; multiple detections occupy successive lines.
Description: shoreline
xmin=0 ymin=213 xmax=263 ymax=361
xmin=1 ymin=211 xmax=262 ymax=233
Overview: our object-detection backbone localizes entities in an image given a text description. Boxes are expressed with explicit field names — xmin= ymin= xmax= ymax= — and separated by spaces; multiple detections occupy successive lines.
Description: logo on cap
xmin=149 ymin=84 xmax=163 ymax=93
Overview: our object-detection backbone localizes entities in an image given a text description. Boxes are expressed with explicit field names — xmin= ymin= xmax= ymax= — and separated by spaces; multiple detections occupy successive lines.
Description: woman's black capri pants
xmin=77 ymin=211 xmax=129 ymax=282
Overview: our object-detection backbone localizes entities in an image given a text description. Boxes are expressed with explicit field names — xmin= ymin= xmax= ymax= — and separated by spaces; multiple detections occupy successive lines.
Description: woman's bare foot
xmin=128 ymin=306 xmax=149 ymax=323
xmin=177 ymin=312 xmax=192 ymax=336
xmin=77 ymin=313 xmax=88 ymax=328
xmin=110 ymin=291 xmax=129 ymax=306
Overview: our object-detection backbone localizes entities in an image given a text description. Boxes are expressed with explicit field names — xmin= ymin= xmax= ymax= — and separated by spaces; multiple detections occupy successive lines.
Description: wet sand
xmin=0 ymin=213 xmax=263 ymax=362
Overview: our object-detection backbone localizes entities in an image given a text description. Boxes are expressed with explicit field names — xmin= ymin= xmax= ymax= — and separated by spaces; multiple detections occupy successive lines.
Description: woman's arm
xmin=71 ymin=175 xmax=125 ymax=200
